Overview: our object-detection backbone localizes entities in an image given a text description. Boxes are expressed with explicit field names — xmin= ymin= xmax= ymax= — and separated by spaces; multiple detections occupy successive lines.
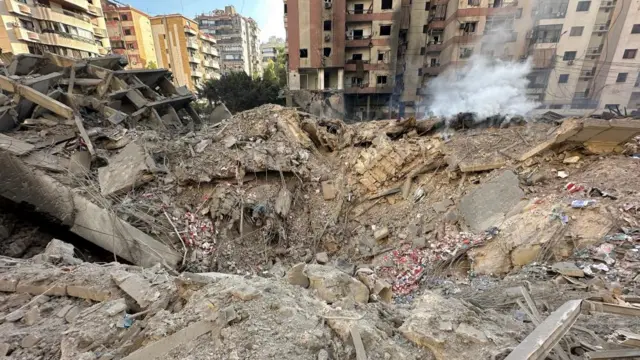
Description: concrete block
xmin=587 ymin=119 xmax=640 ymax=144
xmin=0 ymin=278 xmax=19 ymax=292
xmin=321 ymin=181 xmax=337 ymax=200
xmin=16 ymin=283 xmax=66 ymax=297
xmin=66 ymin=285 xmax=111 ymax=302
xmin=459 ymin=170 xmax=524 ymax=233
xmin=567 ymin=119 xmax=610 ymax=142
xmin=111 ymin=273 xmax=152 ymax=308
xmin=286 ymin=263 xmax=310 ymax=288
xmin=20 ymin=334 xmax=40 ymax=348
xmin=98 ymin=142 xmax=155 ymax=197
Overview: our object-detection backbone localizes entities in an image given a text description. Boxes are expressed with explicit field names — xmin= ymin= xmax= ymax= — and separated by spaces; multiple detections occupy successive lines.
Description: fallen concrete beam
xmin=84 ymin=55 xmax=125 ymax=70
xmin=583 ymin=301 xmax=640 ymax=317
xmin=0 ymin=152 xmax=181 ymax=268
xmin=0 ymin=75 xmax=74 ymax=119
xmin=504 ymin=300 xmax=582 ymax=360
xmin=146 ymin=95 xmax=194 ymax=109
xmin=114 ymin=69 xmax=169 ymax=87
xmin=7 ymin=54 xmax=45 ymax=76
xmin=586 ymin=349 xmax=640 ymax=359
xmin=120 ymin=320 xmax=214 ymax=360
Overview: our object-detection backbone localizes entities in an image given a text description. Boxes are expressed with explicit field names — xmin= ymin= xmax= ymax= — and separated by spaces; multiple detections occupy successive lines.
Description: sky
xmin=125 ymin=0 xmax=285 ymax=42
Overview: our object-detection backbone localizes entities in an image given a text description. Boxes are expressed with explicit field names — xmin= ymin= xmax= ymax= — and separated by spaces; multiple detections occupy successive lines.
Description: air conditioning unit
xmin=567 ymin=60 xmax=574 ymax=65
xmin=324 ymin=34 xmax=331 ymax=41
xmin=324 ymin=0 xmax=332 ymax=8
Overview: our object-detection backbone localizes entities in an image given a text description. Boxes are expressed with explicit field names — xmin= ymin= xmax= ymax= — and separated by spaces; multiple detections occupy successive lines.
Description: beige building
xmin=0 ymin=0 xmax=109 ymax=58
xmin=102 ymin=1 xmax=156 ymax=69
xmin=150 ymin=14 xmax=220 ymax=92
xmin=200 ymin=32 xmax=221 ymax=80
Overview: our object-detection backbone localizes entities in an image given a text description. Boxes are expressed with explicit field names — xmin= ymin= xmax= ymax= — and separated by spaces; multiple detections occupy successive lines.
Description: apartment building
xmin=525 ymin=0 xmax=640 ymax=112
xmin=285 ymin=0 xmax=421 ymax=120
xmin=0 ymin=0 xmax=109 ymax=58
xmin=200 ymin=32 xmax=221 ymax=80
xmin=195 ymin=6 xmax=262 ymax=76
xmin=102 ymin=0 xmax=156 ymax=69
xmin=150 ymin=14 xmax=204 ymax=91
xmin=261 ymin=35 xmax=285 ymax=66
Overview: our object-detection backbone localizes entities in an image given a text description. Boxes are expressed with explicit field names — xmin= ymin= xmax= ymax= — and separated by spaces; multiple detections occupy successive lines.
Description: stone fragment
xmin=194 ymin=139 xmax=211 ymax=153
xmin=321 ymin=181 xmax=337 ymax=200
xmin=455 ymin=323 xmax=487 ymax=344
xmin=0 ymin=342 xmax=9 ymax=356
xmin=231 ymin=285 xmax=260 ymax=301
xmin=111 ymin=272 xmax=152 ymax=308
xmin=64 ymin=306 xmax=80 ymax=323
xmin=66 ymin=285 xmax=111 ymax=302
xmin=21 ymin=334 xmax=40 ymax=348
xmin=552 ymin=262 xmax=584 ymax=277
xmin=38 ymin=238 xmax=81 ymax=265
xmin=68 ymin=150 xmax=91 ymax=176
xmin=305 ymin=264 xmax=369 ymax=304
xmin=373 ymin=227 xmax=389 ymax=242
xmin=209 ymin=103 xmax=232 ymax=123
xmin=23 ymin=306 xmax=39 ymax=326
xmin=433 ymin=199 xmax=453 ymax=213
xmin=56 ymin=304 xmax=74 ymax=318
xmin=563 ymin=155 xmax=580 ymax=164
xmin=317 ymin=349 xmax=329 ymax=360
xmin=286 ymin=263 xmax=310 ymax=288
xmin=105 ymin=298 xmax=128 ymax=316
xmin=0 ymin=278 xmax=18 ymax=292
xmin=5 ymin=309 xmax=25 ymax=322
xmin=315 ymin=252 xmax=329 ymax=264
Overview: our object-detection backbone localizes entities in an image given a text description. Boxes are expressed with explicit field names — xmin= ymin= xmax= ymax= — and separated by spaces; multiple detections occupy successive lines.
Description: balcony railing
xmin=93 ymin=26 xmax=107 ymax=37
xmin=593 ymin=23 xmax=609 ymax=32
xmin=587 ymin=47 xmax=602 ymax=54
xmin=191 ymin=70 xmax=203 ymax=78
xmin=188 ymin=55 xmax=201 ymax=64
xmin=346 ymin=34 xmax=372 ymax=40
xmin=184 ymin=26 xmax=197 ymax=36
xmin=87 ymin=4 xmax=102 ymax=16
xmin=600 ymin=0 xmax=616 ymax=8
xmin=347 ymin=8 xmax=373 ymax=14
xmin=14 ymin=27 xmax=40 ymax=42
xmin=186 ymin=38 xmax=198 ymax=49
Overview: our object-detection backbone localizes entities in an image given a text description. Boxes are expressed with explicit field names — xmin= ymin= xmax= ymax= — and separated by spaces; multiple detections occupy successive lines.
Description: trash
xmin=550 ymin=206 xmax=569 ymax=225
xmin=591 ymin=263 xmax=610 ymax=272
xmin=565 ymin=182 xmax=585 ymax=193
xmin=588 ymin=187 xmax=618 ymax=200
xmin=571 ymin=200 xmax=596 ymax=208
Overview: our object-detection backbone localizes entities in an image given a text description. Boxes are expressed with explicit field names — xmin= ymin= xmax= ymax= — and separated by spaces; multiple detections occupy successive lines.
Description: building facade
xmin=102 ymin=1 xmax=156 ymax=69
xmin=195 ymin=5 xmax=262 ymax=76
xmin=0 ymin=0 xmax=110 ymax=58
xmin=261 ymin=35 xmax=285 ymax=66
xmin=200 ymin=32 xmax=221 ymax=80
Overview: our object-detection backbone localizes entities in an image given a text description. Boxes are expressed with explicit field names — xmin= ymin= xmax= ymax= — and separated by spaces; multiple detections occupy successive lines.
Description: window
xmin=121 ymin=14 xmax=128 ymax=20
xmin=124 ymin=29 xmax=132 ymax=36
xmin=378 ymin=52 xmax=384 ymax=61
xmin=425 ymin=2 xmax=430 ymax=10
xmin=468 ymin=0 xmax=480 ymax=5
xmin=381 ymin=0 xmax=392 ymax=10
xmin=605 ymin=104 xmax=619 ymax=110
xmin=462 ymin=22 xmax=477 ymax=33
xmin=352 ymin=29 xmax=364 ymax=39
xmin=127 ymin=43 xmax=135 ymax=49
xmin=420 ymin=47 xmax=425 ymax=55
xmin=636 ymin=73 xmax=640 ymax=87
xmin=563 ymin=51 xmax=577 ymax=61
xmin=576 ymin=1 xmax=590 ymax=11
xmin=354 ymin=4 xmax=364 ymax=13
xmin=632 ymin=24 xmax=640 ymax=34
xmin=351 ymin=77 xmax=363 ymax=86
xmin=423 ymin=25 xmax=428 ymax=33
xmin=623 ymin=49 xmax=637 ymax=59
xmin=352 ymin=53 xmax=363 ymax=60
xmin=380 ymin=25 xmax=391 ymax=36
xmin=418 ymin=68 xmax=423 ymax=76
xmin=558 ymin=74 xmax=569 ymax=83
xmin=377 ymin=75 xmax=387 ymax=84
xmin=460 ymin=47 xmax=473 ymax=58
xmin=323 ymin=47 xmax=331 ymax=56
xmin=569 ymin=26 xmax=583 ymax=36
xmin=284 ymin=3 xmax=287 ymax=13
xmin=324 ymin=20 xmax=331 ymax=31
xmin=616 ymin=73 xmax=628 ymax=83
xmin=300 ymin=49 xmax=308 ymax=58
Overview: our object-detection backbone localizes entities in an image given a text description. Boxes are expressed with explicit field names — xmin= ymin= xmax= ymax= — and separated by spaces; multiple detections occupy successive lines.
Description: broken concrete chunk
xmin=433 ymin=199 xmax=453 ymax=213
xmin=454 ymin=323 xmax=487 ymax=344
xmin=23 ymin=306 xmax=39 ymax=326
xmin=209 ymin=103 xmax=232 ymax=123
xmin=37 ymin=238 xmax=81 ymax=265
xmin=374 ymin=227 xmax=389 ymax=242
xmin=315 ymin=252 xmax=329 ymax=264
xmin=68 ymin=150 xmax=92 ymax=177
xmin=305 ymin=264 xmax=369 ymax=304
xmin=459 ymin=170 xmax=524 ymax=233
xmin=563 ymin=155 xmax=580 ymax=164
xmin=105 ymin=298 xmax=128 ymax=316
xmin=20 ymin=334 xmax=40 ymax=348
xmin=98 ymin=142 xmax=155 ymax=196
xmin=5 ymin=308 xmax=25 ymax=322
xmin=551 ymin=262 xmax=584 ymax=278
xmin=286 ymin=263 xmax=310 ymax=288
xmin=0 ymin=343 xmax=9 ymax=356
xmin=321 ymin=181 xmax=337 ymax=200
xmin=231 ymin=285 xmax=260 ymax=301
xmin=64 ymin=306 xmax=80 ymax=323
xmin=194 ymin=139 xmax=211 ymax=153
xmin=223 ymin=135 xmax=237 ymax=148
xmin=111 ymin=272 xmax=153 ymax=308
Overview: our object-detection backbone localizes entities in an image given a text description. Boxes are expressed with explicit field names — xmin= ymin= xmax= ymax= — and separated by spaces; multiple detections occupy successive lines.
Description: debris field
xmin=0 ymin=52 xmax=640 ymax=359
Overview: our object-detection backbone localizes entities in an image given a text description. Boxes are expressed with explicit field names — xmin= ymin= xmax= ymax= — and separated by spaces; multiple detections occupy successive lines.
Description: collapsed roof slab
xmin=114 ymin=69 xmax=169 ymax=87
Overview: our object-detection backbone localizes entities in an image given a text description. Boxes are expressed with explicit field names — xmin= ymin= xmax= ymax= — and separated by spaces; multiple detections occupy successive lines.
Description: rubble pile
xmin=0 ymin=52 xmax=640 ymax=359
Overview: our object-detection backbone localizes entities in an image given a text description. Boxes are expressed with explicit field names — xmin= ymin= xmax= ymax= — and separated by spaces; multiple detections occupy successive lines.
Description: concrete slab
xmin=459 ymin=170 xmax=524 ymax=233
xmin=98 ymin=142 xmax=155 ymax=196
xmin=567 ymin=119 xmax=610 ymax=142
xmin=208 ymin=103 xmax=232 ymax=123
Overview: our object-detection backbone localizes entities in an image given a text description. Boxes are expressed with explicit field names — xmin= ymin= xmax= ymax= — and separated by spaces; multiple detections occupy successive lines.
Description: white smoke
xmin=426 ymin=56 xmax=538 ymax=119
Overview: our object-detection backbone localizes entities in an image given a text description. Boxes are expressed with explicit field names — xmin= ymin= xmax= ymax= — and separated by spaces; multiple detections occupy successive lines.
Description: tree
xmin=198 ymin=71 xmax=283 ymax=113
xmin=263 ymin=46 xmax=287 ymax=88
xmin=146 ymin=61 xmax=158 ymax=69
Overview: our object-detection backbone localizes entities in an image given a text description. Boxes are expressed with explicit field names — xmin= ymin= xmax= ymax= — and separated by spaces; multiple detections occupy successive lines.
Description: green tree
xmin=199 ymin=71 xmax=283 ymax=113
xmin=146 ymin=61 xmax=158 ymax=69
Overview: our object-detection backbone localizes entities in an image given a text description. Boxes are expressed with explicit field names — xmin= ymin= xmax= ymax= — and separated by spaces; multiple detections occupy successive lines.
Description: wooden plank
xmin=586 ymin=349 xmax=640 ymax=359
xmin=583 ymin=301 xmax=640 ymax=317
xmin=0 ymin=133 xmax=35 ymax=155
xmin=120 ymin=320 xmax=213 ymax=360
xmin=350 ymin=325 xmax=368 ymax=360
xmin=505 ymin=300 xmax=582 ymax=360
xmin=0 ymin=75 xmax=74 ymax=119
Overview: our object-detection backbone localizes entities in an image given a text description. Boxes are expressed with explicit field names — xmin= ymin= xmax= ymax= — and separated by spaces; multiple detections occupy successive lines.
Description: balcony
xmin=579 ymin=70 xmax=595 ymax=79
xmin=345 ymin=34 xmax=371 ymax=47
xmin=600 ymin=0 xmax=616 ymax=8
xmin=98 ymin=46 xmax=109 ymax=55
xmin=14 ymin=27 xmax=41 ymax=42
xmin=5 ymin=0 xmax=32 ymax=16
xmin=426 ymin=41 xmax=444 ymax=52
xmin=87 ymin=4 xmax=102 ymax=16
xmin=428 ymin=20 xmax=446 ymax=30
xmin=60 ymin=0 xmax=88 ymax=12
xmin=191 ymin=70 xmax=203 ymax=78
xmin=93 ymin=26 xmax=107 ymax=38
xmin=593 ymin=23 xmax=609 ymax=32
xmin=188 ymin=55 xmax=201 ymax=64
xmin=202 ymin=46 xmax=218 ymax=56
xmin=186 ymin=38 xmax=198 ymax=49
xmin=344 ymin=85 xmax=394 ymax=94
xmin=587 ymin=47 xmax=602 ymax=55
xmin=184 ymin=26 xmax=197 ymax=36
xmin=203 ymin=59 xmax=220 ymax=69
xmin=40 ymin=31 xmax=98 ymax=52
xmin=423 ymin=64 xmax=442 ymax=75
xmin=344 ymin=60 xmax=391 ymax=71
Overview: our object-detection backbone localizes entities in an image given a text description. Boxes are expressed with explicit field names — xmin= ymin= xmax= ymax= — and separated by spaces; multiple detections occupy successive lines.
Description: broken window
xmin=563 ymin=51 xmax=576 ymax=61
xmin=423 ymin=25 xmax=428 ymax=33
xmin=418 ymin=68 xmax=423 ymax=76
xmin=352 ymin=29 xmax=364 ymax=39
xmin=462 ymin=22 xmax=477 ymax=33
xmin=468 ymin=0 xmax=480 ymax=5
xmin=569 ymin=26 xmax=583 ymax=36
xmin=425 ymin=2 xmax=430 ymax=10
xmin=576 ymin=1 xmax=590 ymax=11
xmin=558 ymin=74 xmax=569 ymax=83
xmin=354 ymin=4 xmax=364 ymax=13
xmin=377 ymin=75 xmax=387 ymax=84
xmin=300 ymin=49 xmax=308 ymax=58
xmin=284 ymin=3 xmax=287 ymax=13
xmin=623 ymin=49 xmax=637 ymax=59
xmin=127 ymin=42 xmax=135 ymax=49
xmin=617 ymin=73 xmax=628 ymax=83
xmin=378 ymin=52 xmax=385 ymax=62
xmin=460 ymin=47 xmax=473 ymax=59
xmin=380 ymin=25 xmax=391 ymax=36
xmin=533 ymin=24 xmax=563 ymax=43
xmin=632 ymin=24 xmax=640 ymax=34
xmin=121 ymin=14 xmax=128 ymax=20
xmin=351 ymin=77 xmax=363 ymax=86
xmin=324 ymin=20 xmax=332 ymax=31
xmin=381 ymin=0 xmax=392 ymax=10
xmin=352 ymin=53 xmax=363 ymax=60
xmin=323 ymin=47 xmax=331 ymax=56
